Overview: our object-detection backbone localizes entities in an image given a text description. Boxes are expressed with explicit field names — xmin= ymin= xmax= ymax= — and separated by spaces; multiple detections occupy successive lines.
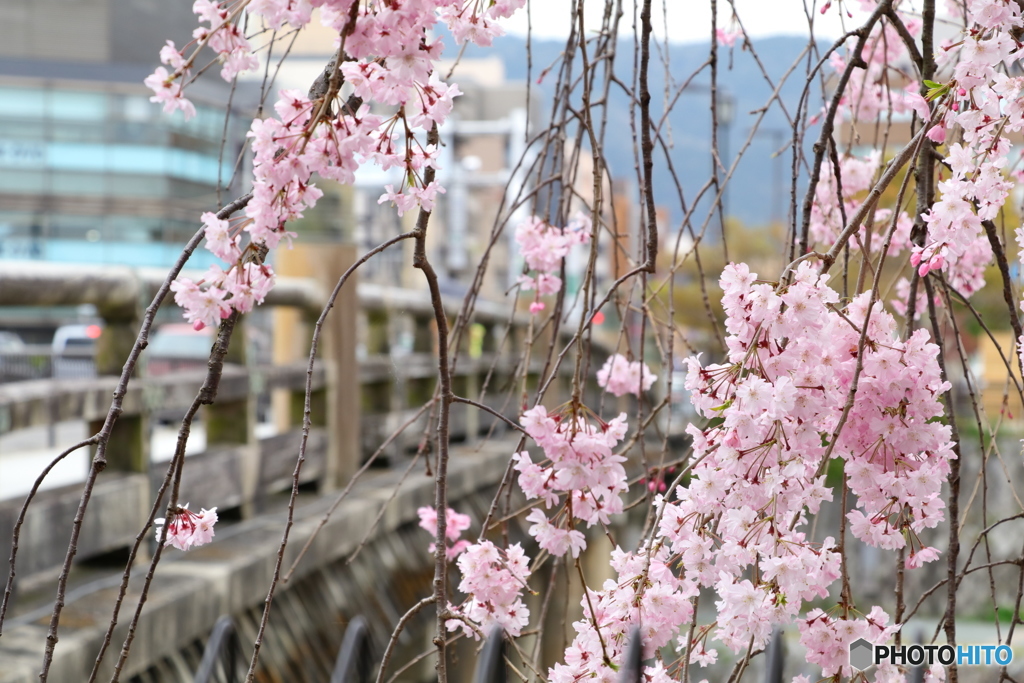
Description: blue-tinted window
xmin=50 ymin=90 xmax=108 ymax=121
xmin=51 ymin=171 xmax=106 ymax=195
xmin=0 ymin=88 xmax=45 ymax=118
xmin=0 ymin=169 xmax=45 ymax=193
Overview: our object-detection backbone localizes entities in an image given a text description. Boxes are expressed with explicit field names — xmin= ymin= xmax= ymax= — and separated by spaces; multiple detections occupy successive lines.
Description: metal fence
xmin=193 ymin=616 xmax=243 ymax=683
xmin=193 ymin=620 xmax=801 ymax=683
xmin=0 ymin=346 xmax=95 ymax=383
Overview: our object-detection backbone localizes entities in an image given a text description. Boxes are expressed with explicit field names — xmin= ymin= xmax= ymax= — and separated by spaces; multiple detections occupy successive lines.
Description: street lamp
xmin=716 ymin=92 xmax=736 ymax=239
xmin=750 ymin=127 xmax=789 ymax=225
xmin=716 ymin=93 xmax=736 ymax=130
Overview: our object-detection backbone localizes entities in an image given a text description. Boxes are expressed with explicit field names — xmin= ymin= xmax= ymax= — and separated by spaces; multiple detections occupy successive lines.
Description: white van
xmin=51 ymin=323 xmax=101 ymax=378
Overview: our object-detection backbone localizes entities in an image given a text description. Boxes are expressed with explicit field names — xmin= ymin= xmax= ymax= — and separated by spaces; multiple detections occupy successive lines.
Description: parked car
xmin=51 ymin=323 xmax=102 ymax=378
xmin=51 ymin=324 xmax=102 ymax=353
xmin=0 ymin=331 xmax=26 ymax=353
xmin=147 ymin=323 xmax=270 ymax=424
xmin=146 ymin=323 xmax=213 ymax=377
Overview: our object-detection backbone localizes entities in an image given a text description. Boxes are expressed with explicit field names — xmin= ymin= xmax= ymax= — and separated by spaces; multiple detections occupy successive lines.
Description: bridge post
xmin=412 ymin=313 xmax=433 ymax=354
xmin=407 ymin=313 xmax=436 ymax=452
xmin=205 ymin=318 xmax=259 ymax=517
xmin=363 ymin=307 xmax=397 ymax=460
xmin=89 ymin=279 xmax=148 ymax=473
xmin=387 ymin=311 xmax=409 ymax=452
xmin=476 ymin=322 xmax=503 ymax=434
xmin=321 ymin=244 xmax=360 ymax=490
xmin=276 ymin=242 xmax=361 ymax=491
xmin=460 ymin=320 xmax=480 ymax=442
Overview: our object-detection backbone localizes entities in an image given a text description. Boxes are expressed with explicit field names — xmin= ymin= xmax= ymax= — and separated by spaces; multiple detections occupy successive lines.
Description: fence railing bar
xmin=764 ymin=628 xmax=784 ymax=683
xmin=331 ymin=615 xmax=373 ymax=683
xmin=618 ymin=626 xmax=643 ymax=683
xmin=193 ymin=614 xmax=240 ymax=683
xmin=474 ymin=626 xmax=507 ymax=683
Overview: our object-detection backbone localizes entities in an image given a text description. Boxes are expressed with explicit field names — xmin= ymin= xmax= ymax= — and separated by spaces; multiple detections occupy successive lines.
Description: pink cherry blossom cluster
xmin=824 ymin=14 xmax=929 ymax=126
xmin=798 ymin=606 xmax=898 ymax=677
xmin=532 ymin=258 xmax=952 ymax=681
xmin=145 ymin=0 xmax=260 ymax=119
xmin=446 ymin=540 xmax=531 ymax=638
xmin=931 ymin=0 xmax=1024 ymax=380
xmin=809 ymin=150 xmax=912 ymax=260
xmin=815 ymin=2 xmax=1024 ymax=316
xmin=417 ymin=505 xmax=471 ymax=561
xmin=907 ymin=0 xmax=1024 ymax=303
xmin=596 ymin=353 xmax=657 ymax=397
xmin=143 ymin=66 xmax=196 ymax=120
xmin=632 ymin=261 xmax=955 ymax=677
xmin=813 ymin=15 xmax=957 ymax=318
xmin=686 ymin=262 xmax=953 ymax=557
xmin=548 ymin=546 xmax=696 ymax=683
xmin=514 ymin=213 xmax=591 ymax=314
xmin=155 ymin=504 xmax=218 ymax=551
xmin=914 ymin=138 xmax=1003 ymax=279
xmin=169 ymin=207 xmax=276 ymax=330
xmin=194 ymin=0 xmax=260 ymax=80
xmin=513 ymin=405 xmax=629 ymax=559
xmin=243 ymin=88 xmax=374 ymax=245
xmin=438 ymin=0 xmax=525 ymax=46
xmin=715 ymin=28 xmax=740 ymax=48
xmin=171 ymin=259 xmax=275 ymax=330
xmin=153 ymin=0 xmax=526 ymax=329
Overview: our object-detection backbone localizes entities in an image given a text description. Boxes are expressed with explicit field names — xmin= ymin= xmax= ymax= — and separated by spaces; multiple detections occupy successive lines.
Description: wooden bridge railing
xmin=0 ymin=258 xmax=556 ymax=594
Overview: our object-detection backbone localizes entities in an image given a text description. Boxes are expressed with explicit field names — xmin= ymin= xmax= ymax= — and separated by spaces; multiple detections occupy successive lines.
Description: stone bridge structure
xmin=0 ymin=257 xmax=567 ymax=682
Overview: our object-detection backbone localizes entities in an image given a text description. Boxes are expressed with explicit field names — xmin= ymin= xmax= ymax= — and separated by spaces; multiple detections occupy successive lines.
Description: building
xmin=0 ymin=67 xmax=253 ymax=268
xmin=349 ymin=56 xmax=535 ymax=302
xmin=0 ymin=0 xmax=259 ymax=270
xmin=0 ymin=0 xmax=266 ymax=341
xmin=0 ymin=2 xmax=543 ymax=340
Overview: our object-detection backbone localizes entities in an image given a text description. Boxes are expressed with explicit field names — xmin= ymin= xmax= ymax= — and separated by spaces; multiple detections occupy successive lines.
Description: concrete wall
xmin=0 ymin=441 xmax=513 ymax=683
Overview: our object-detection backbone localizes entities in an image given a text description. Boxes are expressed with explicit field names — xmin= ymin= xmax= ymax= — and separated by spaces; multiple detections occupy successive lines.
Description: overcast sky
xmin=502 ymin=0 xmax=874 ymax=43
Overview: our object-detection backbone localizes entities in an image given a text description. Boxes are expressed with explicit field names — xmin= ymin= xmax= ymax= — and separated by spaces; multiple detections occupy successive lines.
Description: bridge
xmin=0 ymin=260 xmax=976 ymax=683
xmin=0 ymin=255 xmax=575 ymax=682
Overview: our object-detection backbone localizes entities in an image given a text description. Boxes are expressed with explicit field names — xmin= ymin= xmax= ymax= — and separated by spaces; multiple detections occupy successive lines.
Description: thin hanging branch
xmin=36 ymin=190 xmax=252 ymax=682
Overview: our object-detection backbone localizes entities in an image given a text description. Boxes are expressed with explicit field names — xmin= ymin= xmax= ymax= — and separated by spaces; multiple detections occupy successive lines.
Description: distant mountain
xmin=449 ymin=34 xmax=822 ymax=230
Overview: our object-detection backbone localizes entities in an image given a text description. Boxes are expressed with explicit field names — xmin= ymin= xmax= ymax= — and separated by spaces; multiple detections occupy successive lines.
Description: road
xmin=0 ymin=419 xmax=277 ymax=500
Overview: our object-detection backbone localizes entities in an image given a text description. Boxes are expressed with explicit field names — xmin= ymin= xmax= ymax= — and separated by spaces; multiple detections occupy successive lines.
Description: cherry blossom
xmin=446 ymin=541 xmax=531 ymax=638
xmin=417 ymin=506 xmax=472 ymax=560
xmin=798 ymin=606 xmax=898 ymax=678
xmin=152 ymin=0 xmax=528 ymax=327
xmin=654 ymin=262 xmax=952 ymax=673
xmin=170 ymin=261 xmax=274 ymax=329
xmin=143 ymin=67 xmax=196 ymax=119
xmin=155 ymin=504 xmax=218 ymax=551
xmin=715 ymin=28 xmax=740 ymax=47
xmin=597 ymin=353 xmax=657 ymax=397
xmin=548 ymin=546 xmax=697 ymax=681
xmin=514 ymin=213 xmax=591 ymax=314
xmin=525 ymin=508 xmax=586 ymax=558
xmin=514 ymin=404 xmax=629 ymax=557
xmin=811 ymin=1 xmax=1024 ymax=313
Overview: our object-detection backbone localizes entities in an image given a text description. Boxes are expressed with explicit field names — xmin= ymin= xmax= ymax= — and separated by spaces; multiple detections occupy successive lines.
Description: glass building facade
xmin=0 ymin=75 xmax=249 ymax=269
xmin=0 ymin=0 xmax=262 ymax=269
